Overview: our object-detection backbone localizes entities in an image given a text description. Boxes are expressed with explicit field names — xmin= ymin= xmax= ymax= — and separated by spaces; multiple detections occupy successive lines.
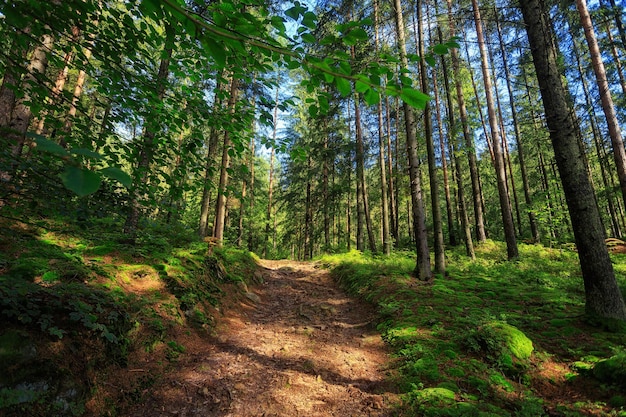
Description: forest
xmin=1 ymin=0 xmax=626 ymax=415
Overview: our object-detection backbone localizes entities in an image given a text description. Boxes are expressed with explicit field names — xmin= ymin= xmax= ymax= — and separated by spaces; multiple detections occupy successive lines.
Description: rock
xmin=593 ymin=352 xmax=626 ymax=387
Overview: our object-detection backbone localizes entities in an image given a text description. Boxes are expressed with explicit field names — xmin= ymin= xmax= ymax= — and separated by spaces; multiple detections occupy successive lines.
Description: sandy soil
xmin=122 ymin=260 xmax=399 ymax=416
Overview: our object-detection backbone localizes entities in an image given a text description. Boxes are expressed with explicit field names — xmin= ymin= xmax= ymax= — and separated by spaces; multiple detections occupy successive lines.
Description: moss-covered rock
xmin=593 ymin=351 xmax=626 ymax=387
xmin=484 ymin=322 xmax=533 ymax=360
xmin=462 ymin=321 xmax=533 ymax=375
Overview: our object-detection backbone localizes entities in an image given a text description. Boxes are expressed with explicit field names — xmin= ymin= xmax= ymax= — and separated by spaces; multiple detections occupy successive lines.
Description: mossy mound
xmin=463 ymin=321 xmax=533 ymax=374
xmin=593 ymin=351 xmax=626 ymax=387
xmin=413 ymin=387 xmax=456 ymax=404
xmin=484 ymin=322 xmax=533 ymax=360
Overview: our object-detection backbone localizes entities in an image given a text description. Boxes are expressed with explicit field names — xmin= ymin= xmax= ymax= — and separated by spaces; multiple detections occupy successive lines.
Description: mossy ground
xmin=320 ymin=241 xmax=626 ymax=416
xmin=0 ymin=217 xmax=259 ymax=416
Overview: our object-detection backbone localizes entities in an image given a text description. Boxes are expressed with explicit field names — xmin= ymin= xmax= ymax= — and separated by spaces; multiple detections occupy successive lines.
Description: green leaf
xmin=342 ymin=33 xmax=357 ymax=46
xmin=71 ymin=148 xmax=104 ymax=160
xmin=349 ymin=28 xmax=368 ymax=40
xmin=318 ymin=95 xmax=329 ymax=114
xmin=308 ymin=104 xmax=318 ymax=118
xmin=184 ymin=19 xmax=197 ymax=39
xmin=201 ymin=37 xmax=226 ymax=68
xmin=400 ymin=88 xmax=431 ymax=110
xmin=407 ymin=53 xmax=420 ymax=62
xmin=139 ymin=0 xmax=162 ymax=19
xmin=32 ymin=136 xmax=69 ymax=156
xmin=433 ymin=44 xmax=448 ymax=55
xmin=355 ymin=79 xmax=370 ymax=94
xmin=338 ymin=61 xmax=351 ymax=75
xmin=301 ymin=33 xmax=316 ymax=43
xmin=364 ymin=88 xmax=380 ymax=106
xmin=335 ymin=77 xmax=351 ymax=97
xmin=59 ymin=166 xmax=102 ymax=197
xmin=400 ymin=75 xmax=413 ymax=87
xmin=425 ymin=55 xmax=436 ymax=67
xmin=302 ymin=11 xmax=317 ymax=30
xmin=100 ymin=167 xmax=132 ymax=188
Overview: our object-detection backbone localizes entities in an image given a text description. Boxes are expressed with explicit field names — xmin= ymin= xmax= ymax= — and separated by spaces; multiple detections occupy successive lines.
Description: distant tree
xmin=471 ymin=0 xmax=518 ymax=260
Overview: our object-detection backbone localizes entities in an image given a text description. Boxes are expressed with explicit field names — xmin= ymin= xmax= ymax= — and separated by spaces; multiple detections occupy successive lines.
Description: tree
xmin=519 ymin=0 xmax=626 ymax=321
xmin=392 ymin=0 xmax=431 ymax=280
xmin=446 ymin=0 xmax=487 ymax=244
xmin=471 ymin=0 xmax=518 ymax=260
xmin=575 ymin=0 xmax=626 ymax=214
xmin=417 ymin=0 xmax=445 ymax=274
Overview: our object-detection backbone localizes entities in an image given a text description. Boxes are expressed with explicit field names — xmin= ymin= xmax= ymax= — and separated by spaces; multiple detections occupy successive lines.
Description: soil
xmin=119 ymin=260 xmax=400 ymax=417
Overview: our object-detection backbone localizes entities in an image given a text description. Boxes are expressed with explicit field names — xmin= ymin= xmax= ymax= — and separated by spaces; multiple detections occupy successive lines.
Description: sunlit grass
xmin=323 ymin=242 xmax=626 ymax=416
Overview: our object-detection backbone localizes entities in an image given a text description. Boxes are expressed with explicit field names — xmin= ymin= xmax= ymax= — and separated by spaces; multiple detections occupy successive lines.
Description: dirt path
xmin=124 ymin=260 xmax=399 ymax=416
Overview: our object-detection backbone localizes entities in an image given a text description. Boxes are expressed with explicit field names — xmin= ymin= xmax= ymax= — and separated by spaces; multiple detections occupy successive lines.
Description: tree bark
xmin=8 ymin=30 xmax=54 ymax=162
xmin=393 ymin=0 xmax=431 ymax=280
xmin=213 ymin=77 xmax=240 ymax=243
xmin=417 ymin=0 xmax=445 ymax=274
xmin=354 ymin=94 xmax=377 ymax=253
xmin=199 ymin=76 xmax=225 ymax=238
xmin=519 ymin=0 xmax=626 ymax=321
xmin=440 ymin=28 xmax=475 ymax=260
xmin=495 ymin=9 xmax=540 ymax=242
xmin=447 ymin=0 xmax=487 ymax=243
xmin=576 ymin=0 xmax=626 ymax=216
xmin=471 ymin=0 xmax=518 ymax=259
xmin=374 ymin=0 xmax=391 ymax=255
xmin=432 ymin=47 xmax=457 ymax=248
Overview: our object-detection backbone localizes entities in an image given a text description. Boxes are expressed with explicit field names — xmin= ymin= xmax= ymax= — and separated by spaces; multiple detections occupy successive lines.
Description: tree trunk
xmin=604 ymin=20 xmax=626 ymax=98
xmin=571 ymin=35 xmax=622 ymax=238
xmin=432 ymin=47 xmax=457 ymax=248
xmin=304 ymin=156 xmax=313 ymax=260
xmin=199 ymin=76 xmax=225 ymax=238
xmin=447 ymin=0 xmax=487 ymax=243
xmin=248 ymin=125 xmax=256 ymax=252
xmin=385 ymin=94 xmax=398 ymax=244
xmin=576 ymin=0 xmax=626 ymax=216
xmin=471 ymin=0 xmax=518 ymax=259
xmin=374 ymin=0 xmax=391 ymax=255
xmin=417 ymin=0 xmax=445 ymax=274
xmin=0 ymin=27 xmax=31 ymax=129
xmin=495 ymin=8 xmax=540 ymax=242
xmin=8 ymin=30 xmax=54 ymax=162
xmin=519 ymin=0 xmax=626 ymax=321
xmin=440 ymin=27 xmax=475 ymax=260
xmin=60 ymin=37 xmax=94 ymax=147
xmin=124 ymin=25 xmax=174 ymax=236
xmin=393 ymin=0 xmax=432 ymax=280
xmin=323 ymin=120 xmax=330 ymax=250
xmin=213 ymin=77 xmax=240 ymax=243
xmin=354 ymin=94 xmax=377 ymax=253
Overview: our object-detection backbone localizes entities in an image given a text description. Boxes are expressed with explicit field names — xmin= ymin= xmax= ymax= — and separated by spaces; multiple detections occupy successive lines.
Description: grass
xmin=320 ymin=242 xmax=626 ymax=417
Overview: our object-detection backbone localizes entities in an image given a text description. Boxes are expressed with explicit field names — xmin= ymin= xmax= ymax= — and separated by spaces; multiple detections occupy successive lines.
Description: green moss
xmin=593 ymin=351 xmax=626 ymax=386
xmin=411 ymin=387 xmax=456 ymax=404
xmin=484 ymin=322 xmax=534 ymax=360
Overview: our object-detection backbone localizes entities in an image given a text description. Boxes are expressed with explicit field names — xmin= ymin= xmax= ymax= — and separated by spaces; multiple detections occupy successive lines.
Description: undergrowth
xmin=0 ymin=217 xmax=259 ymax=416
xmin=320 ymin=243 xmax=626 ymax=417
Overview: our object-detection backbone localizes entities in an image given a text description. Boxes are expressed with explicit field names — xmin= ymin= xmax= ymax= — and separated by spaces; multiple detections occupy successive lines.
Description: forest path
xmin=125 ymin=259 xmax=399 ymax=416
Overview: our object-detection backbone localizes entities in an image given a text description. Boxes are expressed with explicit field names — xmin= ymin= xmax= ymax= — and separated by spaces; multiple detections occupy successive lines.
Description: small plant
xmin=165 ymin=340 xmax=186 ymax=360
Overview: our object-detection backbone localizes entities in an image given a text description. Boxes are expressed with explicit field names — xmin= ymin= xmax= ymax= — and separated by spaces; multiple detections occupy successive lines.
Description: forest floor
xmin=120 ymin=259 xmax=400 ymax=417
